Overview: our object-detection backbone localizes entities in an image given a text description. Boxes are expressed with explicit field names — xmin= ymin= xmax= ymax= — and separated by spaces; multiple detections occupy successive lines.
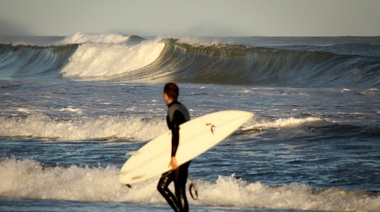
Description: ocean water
xmin=0 ymin=33 xmax=380 ymax=211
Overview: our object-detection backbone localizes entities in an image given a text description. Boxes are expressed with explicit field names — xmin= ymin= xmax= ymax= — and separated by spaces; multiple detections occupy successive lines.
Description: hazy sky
xmin=0 ymin=0 xmax=379 ymax=36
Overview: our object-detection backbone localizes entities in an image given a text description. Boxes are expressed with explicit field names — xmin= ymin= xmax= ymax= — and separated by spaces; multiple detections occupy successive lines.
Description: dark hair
xmin=164 ymin=82 xmax=179 ymax=100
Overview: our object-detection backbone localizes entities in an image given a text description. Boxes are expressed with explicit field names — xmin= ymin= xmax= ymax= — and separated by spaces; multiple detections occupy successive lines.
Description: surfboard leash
xmin=188 ymin=176 xmax=199 ymax=200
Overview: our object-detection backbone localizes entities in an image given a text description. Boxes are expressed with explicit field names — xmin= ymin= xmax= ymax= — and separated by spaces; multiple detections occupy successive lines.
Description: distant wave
xmin=1 ymin=35 xmax=379 ymax=88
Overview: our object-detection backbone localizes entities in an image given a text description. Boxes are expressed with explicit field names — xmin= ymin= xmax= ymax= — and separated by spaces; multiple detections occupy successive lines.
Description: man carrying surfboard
xmin=157 ymin=82 xmax=191 ymax=212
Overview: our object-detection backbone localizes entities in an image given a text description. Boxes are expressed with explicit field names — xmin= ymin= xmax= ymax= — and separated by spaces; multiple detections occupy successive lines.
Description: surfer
xmin=157 ymin=82 xmax=191 ymax=212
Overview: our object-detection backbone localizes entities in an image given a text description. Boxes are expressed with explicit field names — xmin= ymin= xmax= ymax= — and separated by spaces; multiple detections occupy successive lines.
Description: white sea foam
xmin=16 ymin=108 xmax=31 ymax=114
xmin=58 ymin=32 xmax=132 ymax=44
xmin=60 ymin=40 xmax=165 ymax=79
xmin=0 ymin=159 xmax=378 ymax=211
xmin=58 ymin=106 xmax=83 ymax=114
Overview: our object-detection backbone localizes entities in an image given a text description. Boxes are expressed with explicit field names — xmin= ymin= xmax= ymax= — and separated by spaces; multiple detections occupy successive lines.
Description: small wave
xmin=242 ymin=117 xmax=324 ymax=132
xmin=3 ymin=114 xmax=373 ymax=143
xmin=0 ymin=114 xmax=166 ymax=142
xmin=197 ymin=175 xmax=380 ymax=211
xmin=0 ymin=159 xmax=378 ymax=211
xmin=0 ymin=159 xmax=124 ymax=201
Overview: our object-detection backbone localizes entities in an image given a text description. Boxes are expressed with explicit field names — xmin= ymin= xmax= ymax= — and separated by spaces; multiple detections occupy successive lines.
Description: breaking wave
xmin=1 ymin=34 xmax=379 ymax=88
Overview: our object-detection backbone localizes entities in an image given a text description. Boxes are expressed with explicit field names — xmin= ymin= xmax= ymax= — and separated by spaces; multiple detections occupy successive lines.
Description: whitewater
xmin=0 ymin=33 xmax=379 ymax=211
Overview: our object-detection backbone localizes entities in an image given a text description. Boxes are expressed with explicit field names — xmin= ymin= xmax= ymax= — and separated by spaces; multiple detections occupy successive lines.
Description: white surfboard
xmin=119 ymin=110 xmax=253 ymax=185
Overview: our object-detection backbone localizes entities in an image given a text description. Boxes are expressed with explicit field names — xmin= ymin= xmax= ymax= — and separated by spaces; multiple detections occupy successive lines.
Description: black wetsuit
xmin=157 ymin=101 xmax=191 ymax=212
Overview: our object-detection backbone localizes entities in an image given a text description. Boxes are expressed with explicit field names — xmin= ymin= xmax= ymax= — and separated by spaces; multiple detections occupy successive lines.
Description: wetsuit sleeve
xmin=171 ymin=110 xmax=186 ymax=157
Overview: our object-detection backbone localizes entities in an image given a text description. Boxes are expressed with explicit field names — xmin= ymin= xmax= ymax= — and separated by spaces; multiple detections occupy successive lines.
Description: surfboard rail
xmin=119 ymin=110 xmax=253 ymax=185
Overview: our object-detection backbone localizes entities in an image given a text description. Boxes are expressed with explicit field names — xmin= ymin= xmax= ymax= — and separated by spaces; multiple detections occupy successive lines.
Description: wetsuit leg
xmin=157 ymin=171 xmax=181 ymax=212
xmin=174 ymin=161 xmax=191 ymax=212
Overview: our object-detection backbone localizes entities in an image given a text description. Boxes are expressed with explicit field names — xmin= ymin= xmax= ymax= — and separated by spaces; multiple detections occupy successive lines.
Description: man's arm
xmin=169 ymin=110 xmax=185 ymax=169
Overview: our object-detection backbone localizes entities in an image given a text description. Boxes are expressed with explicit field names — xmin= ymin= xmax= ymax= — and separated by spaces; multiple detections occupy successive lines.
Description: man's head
xmin=163 ymin=82 xmax=179 ymax=105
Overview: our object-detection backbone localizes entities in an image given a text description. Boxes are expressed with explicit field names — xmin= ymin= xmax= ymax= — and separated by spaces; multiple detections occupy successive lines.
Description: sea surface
xmin=0 ymin=33 xmax=379 ymax=211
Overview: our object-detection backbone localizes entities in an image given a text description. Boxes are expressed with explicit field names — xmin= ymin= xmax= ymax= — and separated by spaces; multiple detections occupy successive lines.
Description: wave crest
xmin=60 ymin=40 xmax=165 ymax=79
xmin=57 ymin=32 xmax=140 ymax=44
xmin=141 ymin=39 xmax=380 ymax=87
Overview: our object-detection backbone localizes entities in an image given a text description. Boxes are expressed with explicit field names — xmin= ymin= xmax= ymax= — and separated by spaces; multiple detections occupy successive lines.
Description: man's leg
xmin=157 ymin=171 xmax=181 ymax=212
xmin=175 ymin=161 xmax=191 ymax=212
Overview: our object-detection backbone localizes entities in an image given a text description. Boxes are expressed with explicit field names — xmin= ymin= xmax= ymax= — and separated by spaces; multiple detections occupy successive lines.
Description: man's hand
xmin=169 ymin=156 xmax=178 ymax=170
